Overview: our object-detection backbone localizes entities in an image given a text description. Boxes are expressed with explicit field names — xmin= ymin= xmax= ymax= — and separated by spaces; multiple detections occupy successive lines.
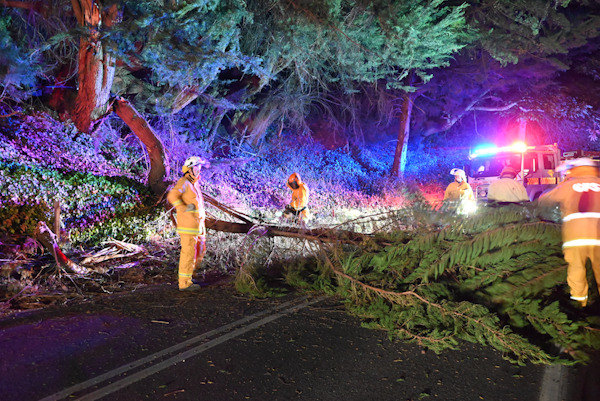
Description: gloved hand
xmin=185 ymin=204 xmax=196 ymax=212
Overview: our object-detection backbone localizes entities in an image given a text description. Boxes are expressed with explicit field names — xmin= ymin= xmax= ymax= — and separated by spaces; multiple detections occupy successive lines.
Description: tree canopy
xmin=1 ymin=0 xmax=599 ymax=180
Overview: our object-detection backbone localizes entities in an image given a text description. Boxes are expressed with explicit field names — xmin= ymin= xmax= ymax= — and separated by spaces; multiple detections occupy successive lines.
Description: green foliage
xmin=109 ymin=0 xmax=264 ymax=113
xmin=232 ymin=0 xmax=474 ymax=141
xmin=0 ymin=13 xmax=41 ymax=102
xmin=469 ymin=0 xmax=600 ymax=66
xmin=0 ymin=201 xmax=50 ymax=237
xmin=245 ymin=0 xmax=472 ymax=90
xmin=68 ymin=205 xmax=167 ymax=245
xmin=0 ymin=160 xmax=151 ymax=244
xmin=252 ymin=204 xmax=600 ymax=365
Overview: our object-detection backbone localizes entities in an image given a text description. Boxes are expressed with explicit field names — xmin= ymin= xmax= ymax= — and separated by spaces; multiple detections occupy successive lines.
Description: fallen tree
xmin=25 ymin=189 xmax=600 ymax=365
xmin=202 ymin=192 xmax=377 ymax=245
xmin=237 ymin=203 xmax=600 ymax=365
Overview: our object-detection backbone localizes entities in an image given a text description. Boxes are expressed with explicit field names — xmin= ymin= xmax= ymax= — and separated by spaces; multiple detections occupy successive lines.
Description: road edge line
xmin=539 ymin=364 xmax=568 ymax=401
xmin=74 ymin=295 xmax=327 ymax=401
xmin=38 ymin=295 xmax=313 ymax=401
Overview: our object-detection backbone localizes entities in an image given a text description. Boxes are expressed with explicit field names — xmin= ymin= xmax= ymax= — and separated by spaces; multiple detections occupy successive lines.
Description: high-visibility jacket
xmin=487 ymin=178 xmax=529 ymax=203
xmin=167 ymin=175 xmax=206 ymax=236
xmin=443 ymin=181 xmax=474 ymax=202
xmin=287 ymin=173 xmax=309 ymax=211
xmin=539 ymin=166 xmax=600 ymax=248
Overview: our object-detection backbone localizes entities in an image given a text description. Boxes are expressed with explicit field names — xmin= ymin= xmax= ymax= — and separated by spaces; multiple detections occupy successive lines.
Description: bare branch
xmin=471 ymin=102 xmax=519 ymax=112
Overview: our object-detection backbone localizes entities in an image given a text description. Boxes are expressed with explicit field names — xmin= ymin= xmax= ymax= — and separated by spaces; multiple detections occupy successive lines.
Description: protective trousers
xmin=564 ymin=246 xmax=600 ymax=306
xmin=178 ymin=233 xmax=207 ymax=289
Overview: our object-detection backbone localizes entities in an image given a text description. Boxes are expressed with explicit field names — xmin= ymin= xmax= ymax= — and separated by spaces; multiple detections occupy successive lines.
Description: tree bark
xmin=390 ymin=92 xmax=414 ymax=177
xmin=70 ymin=0 xmax=116 ymax=133
xmin=0 ymin=0 xmax=48 ymax=14
xmin=171 ymin=85 xmax=205 ymax=114
xmin=113 ymin=97 xmax=169 ymax=195
xmin=69 ymin=2 xmax=169 ymax=196
xmin=34 ymin=222 xmax=91 ymax=275
xmin=205 ymin=218 xmax=374 ymax=245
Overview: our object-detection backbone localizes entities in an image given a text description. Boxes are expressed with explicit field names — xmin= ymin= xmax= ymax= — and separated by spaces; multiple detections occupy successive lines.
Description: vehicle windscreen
xmin=469 ymin=153 xmax=522 ymax=178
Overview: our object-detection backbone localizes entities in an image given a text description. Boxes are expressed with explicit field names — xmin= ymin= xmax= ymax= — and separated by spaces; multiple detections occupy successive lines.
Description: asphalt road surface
xmin=0 ymin=283 xmax=596 ymax=401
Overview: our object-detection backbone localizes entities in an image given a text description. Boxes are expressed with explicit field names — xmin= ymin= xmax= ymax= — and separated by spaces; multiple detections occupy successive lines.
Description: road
xmin=0 ymin=283 xmax=595 ymax=401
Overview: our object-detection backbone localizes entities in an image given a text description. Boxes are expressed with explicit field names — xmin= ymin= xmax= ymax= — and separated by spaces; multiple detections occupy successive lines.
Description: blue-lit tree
xmin=0 ymin=0 xmax=263 ymax=194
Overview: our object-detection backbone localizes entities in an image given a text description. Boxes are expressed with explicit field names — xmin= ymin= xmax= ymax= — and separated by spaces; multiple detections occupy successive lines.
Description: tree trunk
xmin=205 ymin=218 xmax=374 ymax=245
xmin=207 ymin=108 xmax=226 ymax=146
xmin=113 ymin=97 xmax=169 ymax=195
xmin=70 ymin=1 xmax=117 ymax=133
xmin=390 ymin=92 xmax=414 ymax=177
xmin=70 ymin=2 xmax=168 ymax=196
xmin=518 ymin=118 xmax=527 ymax=142
xmin=171 ymin=84 xmax=208 ymax=114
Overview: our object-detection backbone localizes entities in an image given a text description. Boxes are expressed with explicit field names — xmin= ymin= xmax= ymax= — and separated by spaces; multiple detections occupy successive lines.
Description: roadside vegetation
xmin=2 ymin=0 xmax=600 ymax=366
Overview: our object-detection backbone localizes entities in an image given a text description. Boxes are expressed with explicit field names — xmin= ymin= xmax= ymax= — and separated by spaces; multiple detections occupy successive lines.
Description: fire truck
xmin=466 ymin=142 xmax=562 ymax=201
xmin=466 ymin=142 xmax=600 ymax=202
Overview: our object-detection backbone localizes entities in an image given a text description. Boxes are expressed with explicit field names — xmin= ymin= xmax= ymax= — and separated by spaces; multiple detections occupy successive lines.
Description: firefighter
xmin=283 ymin=172 xmax=310 ymax=224
xmin=539 ymin=158 xmax=600 ymax=307
xmin=167 ymin=156 xmax=210 ymax=291
xmin=443 ymin=168 xmax=475 ymax=215
xmin=487 ymin=166 xmax=529 ymax=204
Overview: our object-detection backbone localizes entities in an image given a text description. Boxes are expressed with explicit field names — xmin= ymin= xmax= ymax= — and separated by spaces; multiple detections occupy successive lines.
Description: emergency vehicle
xmin=466 ymin=142 xmax=561 ymax=201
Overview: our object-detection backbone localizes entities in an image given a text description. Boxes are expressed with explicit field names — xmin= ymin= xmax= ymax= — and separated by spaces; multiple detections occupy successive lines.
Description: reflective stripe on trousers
xmin=563 ymin=246 xmax=600 ymax=306
xmin=562 ymin=212 xmax=600 ymax=222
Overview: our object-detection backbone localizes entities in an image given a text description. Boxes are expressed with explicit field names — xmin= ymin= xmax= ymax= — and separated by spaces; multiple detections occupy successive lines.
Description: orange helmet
xmin=288 ymin=172 xmax=302 ymax=184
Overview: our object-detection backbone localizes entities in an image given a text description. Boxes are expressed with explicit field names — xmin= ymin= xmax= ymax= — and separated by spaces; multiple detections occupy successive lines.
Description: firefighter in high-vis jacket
xmin=167 ymin=156 xmax=210 ymax=291
xmin=283 ymin=172 xmax=310 ymax=224
xmin=539 ymin=158 xmax=600 ymax=307
xmin=487 ymin=166 xmax=529 ymax=204
xmin=443 ymin=168 xmax=476 ymax=215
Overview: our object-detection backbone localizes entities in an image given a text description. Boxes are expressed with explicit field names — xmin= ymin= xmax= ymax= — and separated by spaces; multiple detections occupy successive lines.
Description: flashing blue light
xmin=470 ymin=141 xmax=530 ymax=158
xmin=471 ymin=145 xmax=498 ymax=157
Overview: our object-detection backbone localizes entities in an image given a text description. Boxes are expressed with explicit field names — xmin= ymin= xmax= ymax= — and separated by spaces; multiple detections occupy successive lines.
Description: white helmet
xmin=182 ymin=156 xmax=209 ymax=174
xmin=556 ymin=157 xmax=598 ymax=173
xmin=450 ymin=168 xmax=466 ymax=181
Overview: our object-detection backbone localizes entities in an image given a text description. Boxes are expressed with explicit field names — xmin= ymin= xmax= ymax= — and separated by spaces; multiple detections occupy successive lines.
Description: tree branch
xmin=1 ymin=0 xmax=37 ymax=10
xmin=112 ymin=97 xmax=169 ymax=195
xmin=471 ymin=102 xmax=519 ymax=112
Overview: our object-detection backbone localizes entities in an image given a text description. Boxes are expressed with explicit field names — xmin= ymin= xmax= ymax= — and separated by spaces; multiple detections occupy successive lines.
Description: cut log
xmin=34 ymin=222 xmax=91 ymax=275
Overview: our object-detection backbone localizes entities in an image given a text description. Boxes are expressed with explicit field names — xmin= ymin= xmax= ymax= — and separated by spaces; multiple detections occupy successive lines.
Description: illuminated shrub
xmin=0 ymin=160 xmax=150 ymax=243
xmin=0 ymin=201 xmax=50 ymax=237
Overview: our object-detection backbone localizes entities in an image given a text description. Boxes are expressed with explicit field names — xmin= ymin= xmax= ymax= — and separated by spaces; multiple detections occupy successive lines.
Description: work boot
xmin=179 ymin=283 xmax=202 ymax=292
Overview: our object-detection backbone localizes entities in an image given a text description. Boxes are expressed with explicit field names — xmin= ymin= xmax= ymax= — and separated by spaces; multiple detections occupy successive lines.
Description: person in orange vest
xmin=167 ymin=156 xmax=210 ymax=291
xmin=443 ymin=168 xmax=475 ymax=215
xmin=283 ymin=172 xmax=311 ymax=224
xmin=539 ymin=158 xmax=600 ymax=307
xmin=487 ymin=166 xmax=529 ymax=204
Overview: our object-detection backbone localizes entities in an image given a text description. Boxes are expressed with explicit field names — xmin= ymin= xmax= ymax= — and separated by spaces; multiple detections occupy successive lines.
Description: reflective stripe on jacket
xmin=167 ymin=176 xmax=206 ymax=236
xmin=539 ymin=168 xmax=600 ymax=248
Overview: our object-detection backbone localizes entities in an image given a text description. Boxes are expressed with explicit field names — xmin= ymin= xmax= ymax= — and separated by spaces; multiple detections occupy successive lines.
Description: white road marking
xmin=539 ymin=364 xmax=568 ymax=401
xmin=39 ymin=295 xmax=323 ymax=401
